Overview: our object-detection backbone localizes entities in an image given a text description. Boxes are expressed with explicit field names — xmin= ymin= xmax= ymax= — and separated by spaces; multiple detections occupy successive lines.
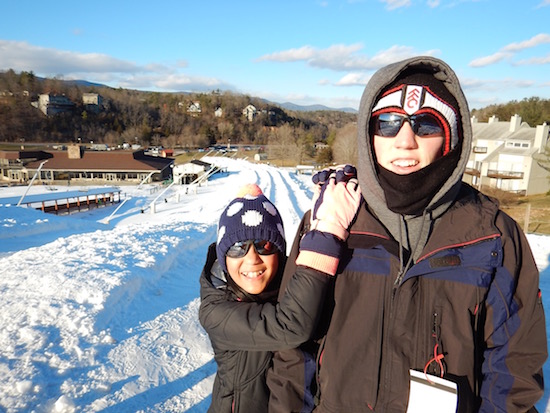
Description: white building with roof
xmin=464 ymin=114 xmax=550 ymax=195
xmin=242 ymin=104 xmax=257 ymax=121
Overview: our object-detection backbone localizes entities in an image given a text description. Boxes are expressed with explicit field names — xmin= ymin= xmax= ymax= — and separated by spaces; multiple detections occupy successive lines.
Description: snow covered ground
xmin=0 ymin=156 xmax=548 ymax=413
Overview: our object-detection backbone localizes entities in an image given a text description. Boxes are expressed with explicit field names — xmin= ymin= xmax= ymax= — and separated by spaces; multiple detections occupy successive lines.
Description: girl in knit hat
xmin=199 ymin=174 xmax=361 ymax=413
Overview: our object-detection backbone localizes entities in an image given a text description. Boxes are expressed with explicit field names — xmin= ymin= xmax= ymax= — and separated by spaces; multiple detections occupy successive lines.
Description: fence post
xmin=524 ymin=203 xmax=531 ymax=233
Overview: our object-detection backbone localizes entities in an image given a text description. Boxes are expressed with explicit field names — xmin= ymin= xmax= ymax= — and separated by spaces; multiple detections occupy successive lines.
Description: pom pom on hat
xmin=216 ymin=184 xmax=286 ymax=273
xmin=236 ymin=183 xmax=263 ymax=198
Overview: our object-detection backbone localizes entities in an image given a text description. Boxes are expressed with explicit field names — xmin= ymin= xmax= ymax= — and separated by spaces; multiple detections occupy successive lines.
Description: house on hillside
xmin=31 ymin=94 xmax=75 ymax=116
xmin=464 ymin=114 xmax=550 ymax=195
xmin=187 ymin=101 xmax=202 ymax=115
xmin=0 ymin=145 xmax=174 ymax=185
xmin=243 ymin=104 xmax=257 ymax=122
xmin=82 ymin=93 xmax=103 ymax=113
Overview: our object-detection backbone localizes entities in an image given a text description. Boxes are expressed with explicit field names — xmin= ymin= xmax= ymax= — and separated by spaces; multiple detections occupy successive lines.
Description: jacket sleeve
xmin=268 ymin=212 xmax=319 ymax=413
xmin=480 ymin=212 xmax=547 ymax=412
xmin=199 ymin=225 xmax=331 ymax=352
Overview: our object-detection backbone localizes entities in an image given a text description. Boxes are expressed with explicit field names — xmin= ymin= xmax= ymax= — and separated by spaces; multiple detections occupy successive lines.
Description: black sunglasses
xmin=372 ymin=112 xmax=444 ymax=137
xmin=226 ymin=239 xmax=279 ymax=259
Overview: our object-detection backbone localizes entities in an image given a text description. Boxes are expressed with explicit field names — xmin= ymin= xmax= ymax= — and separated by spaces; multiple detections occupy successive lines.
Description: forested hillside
xmin=0 ymin=70 xmax=355 ymax=157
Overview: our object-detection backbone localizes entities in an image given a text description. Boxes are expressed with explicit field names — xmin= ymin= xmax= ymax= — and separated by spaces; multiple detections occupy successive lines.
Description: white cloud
xmin=535 ymin=0 xmax=550 ymax=8
xmin=469 ymin=33 xmax=550 ymax=67
xmin=334 ymin=72 xmax=372 ymax=86
xmin=460 ymin=76 xmax=536 ymax=93
xmin=0 ymin=40 xmax=229 ymax=93
xmin=258 ymin=44 xmax=438 ymax=72
xmin=0 ymin=40 xmax=140 ymax=74
xmin=501 ymin=33 xmax=550 ymax=52
xmin=469 ymin=52 xmax=512 ymax=67
xmin=308 ymin=44 xmax=371 ymax=70
xmin=380 ymin=0 xmax=412 ymax=10
xmin=368 ymin=45 xmax=439 ymax=67
xmin=514 ymin=53 xmax=550 ymax=66
xmin=256 ymin=46 xmax=317 ymax=62
xmin=154 ymin=73 xmax=231 ymax=92
xmin=461 ymin=76 xmax=541 ymax=109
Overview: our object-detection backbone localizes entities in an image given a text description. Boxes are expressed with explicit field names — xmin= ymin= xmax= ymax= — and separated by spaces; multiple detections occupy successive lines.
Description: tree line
xmin=470 ymin=97 xmax=550 ymax=127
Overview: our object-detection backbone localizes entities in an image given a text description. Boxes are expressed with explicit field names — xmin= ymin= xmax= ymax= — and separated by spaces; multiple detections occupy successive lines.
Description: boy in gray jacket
xmin=269 ymin=56 xmax=547 ymax=412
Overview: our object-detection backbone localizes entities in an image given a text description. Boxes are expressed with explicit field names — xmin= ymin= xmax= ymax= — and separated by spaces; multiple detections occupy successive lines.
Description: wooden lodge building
xmin=0 ymin=145 xmax=174 ymax=185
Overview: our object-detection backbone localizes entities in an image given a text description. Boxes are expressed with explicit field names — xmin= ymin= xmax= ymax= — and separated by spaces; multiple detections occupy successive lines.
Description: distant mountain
xmin=66 ymin=79 xmax=110 ymax=88
xmin=276 ymin=101 xmax=358 ymax=113
xmin=33 ymin=76 xmax=109 ymax=89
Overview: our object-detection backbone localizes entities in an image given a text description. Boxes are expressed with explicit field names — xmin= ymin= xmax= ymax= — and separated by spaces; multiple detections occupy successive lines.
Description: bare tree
xmin=332 ymin=122 xmax=358 ymax=165
xmin=217 ymin=121 xmax=234 ymax=146
xmin=268 ymin=124 xmax=300 ymax=166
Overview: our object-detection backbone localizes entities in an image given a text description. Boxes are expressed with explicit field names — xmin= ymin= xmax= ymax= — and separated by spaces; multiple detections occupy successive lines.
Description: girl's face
xmin=226 ymin=243 xmax=279 ymax=295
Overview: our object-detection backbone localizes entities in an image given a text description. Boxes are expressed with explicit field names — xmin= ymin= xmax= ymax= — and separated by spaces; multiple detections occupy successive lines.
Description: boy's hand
xmin=296 ymin=165 xmax=361 ymax=275
xmin=311 ymin=165 xmax=361 ymax=241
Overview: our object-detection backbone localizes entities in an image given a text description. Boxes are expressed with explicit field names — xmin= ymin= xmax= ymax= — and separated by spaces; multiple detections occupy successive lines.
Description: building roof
xmin=0 ymin=150 xmax=50 ymax=160
xmin=24 ymin=150 xmax=173 ymax=172
xmin=190 ymin=159 xmax=211 ymax=167
xmin=471 ymin=119 xmax=534 ymax=142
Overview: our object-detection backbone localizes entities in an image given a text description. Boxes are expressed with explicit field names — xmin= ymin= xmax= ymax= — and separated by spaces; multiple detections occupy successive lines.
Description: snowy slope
xmin=0 ymin=156 xmax=548 ymax=413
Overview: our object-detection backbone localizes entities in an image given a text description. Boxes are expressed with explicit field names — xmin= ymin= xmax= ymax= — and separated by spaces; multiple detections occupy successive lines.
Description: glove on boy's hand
xmin=310 ymin=164 xmax=357 ymax=214
xmin=296 ymin=165 xmax=361 ymax=275
xmin=311 ymin=164 xmax=359 ymax=240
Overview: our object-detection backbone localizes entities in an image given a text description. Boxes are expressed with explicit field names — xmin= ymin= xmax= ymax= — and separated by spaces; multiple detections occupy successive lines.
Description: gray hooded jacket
xmin=269 ymin=56 xmax=546 ymax=413
xmin=357 ymin=55 xmax=473 ymax=262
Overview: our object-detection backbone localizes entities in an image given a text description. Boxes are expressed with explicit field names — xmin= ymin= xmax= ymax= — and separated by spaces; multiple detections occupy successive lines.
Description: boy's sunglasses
xmin=226 ymin=239 xmax=279 ymax=258
xmin=372 ymin=112 xmax=444 ymax=137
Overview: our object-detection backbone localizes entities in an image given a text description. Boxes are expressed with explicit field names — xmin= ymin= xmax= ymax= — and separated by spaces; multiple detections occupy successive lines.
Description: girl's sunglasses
xmin=372 ymin=112 xmax=444 ymax=137
xmin=226 ymin=239 xmax=279 ymax=258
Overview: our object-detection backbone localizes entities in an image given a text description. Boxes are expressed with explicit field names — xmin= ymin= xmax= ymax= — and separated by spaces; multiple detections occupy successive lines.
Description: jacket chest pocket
xmin=400 ymin=249 xmax=498 ymax=381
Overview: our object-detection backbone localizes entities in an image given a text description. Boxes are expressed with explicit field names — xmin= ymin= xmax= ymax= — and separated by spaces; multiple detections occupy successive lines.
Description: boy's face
xmin=226 ymin=244 xmax=279 ymax=295
xmin=373 ymin=120 xmax=444 ymax=174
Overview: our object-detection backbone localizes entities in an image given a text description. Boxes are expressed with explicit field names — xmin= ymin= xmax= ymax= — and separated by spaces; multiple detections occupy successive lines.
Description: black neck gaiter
xmin=377 ymin=149 xmax=460 ymax=216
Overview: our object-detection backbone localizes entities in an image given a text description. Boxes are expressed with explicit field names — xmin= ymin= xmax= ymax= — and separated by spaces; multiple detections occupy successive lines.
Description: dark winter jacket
xmin=199 ymin=243 xmax=331 ymax=413
xmin=268 ymin=56 xmax=547 ymax=413
xmin=271 ymin=187 xmax=546 ymax=412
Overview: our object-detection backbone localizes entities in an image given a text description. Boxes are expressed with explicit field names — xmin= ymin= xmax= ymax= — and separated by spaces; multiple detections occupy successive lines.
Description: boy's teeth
xmin=393 ymin=160 xmax=418 ymax=167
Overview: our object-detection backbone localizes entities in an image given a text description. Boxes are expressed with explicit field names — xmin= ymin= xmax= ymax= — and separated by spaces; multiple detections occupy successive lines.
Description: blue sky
xmin=1 ymin=0 xmax=549 ymax=110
